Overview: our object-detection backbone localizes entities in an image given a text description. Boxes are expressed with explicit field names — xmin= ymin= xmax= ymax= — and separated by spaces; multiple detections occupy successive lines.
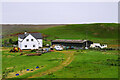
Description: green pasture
xmin=41 ymin=50 xmax=119 ymax=78
xmin=2 ymin=49 xmax=67 ymax=78
xmin=2 ymin=48 xmax=119 ymax=78
xmin=2 ymin=23 xmax=118 ymax=46
xmin=40 ymin=23 xmax=118 ymax=39
xmin=39 ymin=23 xmax=118 ymax=45
xmin=1 ymin=23 xmax=119 ymax=78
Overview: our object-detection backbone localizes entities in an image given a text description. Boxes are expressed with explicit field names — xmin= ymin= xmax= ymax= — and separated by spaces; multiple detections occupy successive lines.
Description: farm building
xmin=51 ymin=39 xmax=93 ymax=49
xmin=18 ymin=31 xmax=43 ymax=50
xmin=90 ymin=43 xmax=107 ymax=48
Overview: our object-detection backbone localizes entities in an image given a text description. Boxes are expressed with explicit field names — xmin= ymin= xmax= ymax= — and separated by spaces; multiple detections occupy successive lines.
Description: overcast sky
xmin=2 ymin=2 xmax=118 ymax=24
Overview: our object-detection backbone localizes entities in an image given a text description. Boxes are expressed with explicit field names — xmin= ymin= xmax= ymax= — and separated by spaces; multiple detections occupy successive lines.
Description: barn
xmin=51 ymin=39 xmax=93 ymax=49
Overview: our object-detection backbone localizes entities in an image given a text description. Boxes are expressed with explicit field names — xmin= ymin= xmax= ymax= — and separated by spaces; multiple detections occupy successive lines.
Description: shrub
xmin=101 ymin=48 xmax=115 ymax=50
xmin=105 ymin=59 xmax=119 ymax=66
xmin=9 ymin=39 xmax=13 ymax=44
xmin=76 ymin=50 xmax=79 ymax=52
xmin=11 ymin=69 xmax=14 ymax=72
xmin=20 ymin=53 xmax=23 ymax=55
xmin=3 ymin=74 xmax=6 ymax=78
xmin=20 ymin=69 xmax=22 ymax=72
xmin=31 ymin=49 xmax=37 ymax=52
xmin=2 ymin=71 xmax=5 ymax=74
xmin=48 ymin=73 xmax=53 ymax=75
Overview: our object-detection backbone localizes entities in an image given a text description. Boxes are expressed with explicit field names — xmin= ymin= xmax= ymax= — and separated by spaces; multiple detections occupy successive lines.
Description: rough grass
xmin=2 ymin=48 xmax=67 ymax=78
xmin=2 ymin=48 xmax=119 ymax=78
xmin=39 ymin=23 xmax=118 ymax=39
xmin=1 ymin=23 xmax=119 ymax=78
xmin=38 ymin=23 xmax=118 ymax=45
xmin=2 ymin=23 xmax=118 ymax=46
xmin=2 ymin=24 xmax=63 ymax=35
xmin=41 ymin=50 xmax=118 ymax=78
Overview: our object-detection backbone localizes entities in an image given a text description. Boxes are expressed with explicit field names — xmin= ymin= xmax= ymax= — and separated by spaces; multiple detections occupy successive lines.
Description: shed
xmin=51 ymin=39 xmax=93 ymax=49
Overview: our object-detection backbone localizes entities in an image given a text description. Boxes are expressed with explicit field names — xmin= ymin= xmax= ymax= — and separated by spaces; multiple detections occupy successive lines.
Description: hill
xmin=2 ymin=24 xmax=65 ymax=35
xmin=39 ymin=23 xmax=118 ymax=46
xmin=2 ymin=23 xmax=119 ymax=78
xmin=39 ymin=23 xmax=118 ymax=39
xmin=2 ymin=23 xmax=118 ymax=46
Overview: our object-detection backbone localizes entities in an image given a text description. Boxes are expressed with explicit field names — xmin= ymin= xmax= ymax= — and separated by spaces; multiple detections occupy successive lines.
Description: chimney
xmin=24 ymin=31 xmax=27 ymax=34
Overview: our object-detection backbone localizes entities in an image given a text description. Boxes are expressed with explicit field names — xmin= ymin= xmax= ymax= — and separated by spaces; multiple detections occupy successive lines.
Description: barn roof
xmin=52 ymin=39 xmax=88 ymax=43
xmin=18 ymin=33 xmax=42 ymax=39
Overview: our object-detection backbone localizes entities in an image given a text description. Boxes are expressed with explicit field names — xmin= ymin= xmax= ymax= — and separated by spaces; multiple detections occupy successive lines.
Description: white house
xmin=18 ymin=32 xmax=43 ymax=50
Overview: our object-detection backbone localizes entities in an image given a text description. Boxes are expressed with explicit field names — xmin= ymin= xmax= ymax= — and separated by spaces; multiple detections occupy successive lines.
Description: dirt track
xmin=5 ymin=51 xmax=74 ymax=78
xmin=28 ymin=51 xmax=75 ymax=78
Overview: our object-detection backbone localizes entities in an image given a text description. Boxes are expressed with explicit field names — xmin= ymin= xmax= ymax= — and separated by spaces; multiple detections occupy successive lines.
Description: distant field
xmin=2 ymin=24 xmax=65 ymax=35
xmin=2 ymin=23 xmax=118 ymax=39
xmin=2 ymin=23 xmax=119 ymax=47
xmin=40 ymin=23 xmax=118 ymax=40
xmin=38 ymin=23 xmax=118 ymax=45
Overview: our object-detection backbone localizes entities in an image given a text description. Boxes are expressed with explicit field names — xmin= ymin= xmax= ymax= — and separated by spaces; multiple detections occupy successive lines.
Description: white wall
xmin=18 ymin=37 xmax=23 ymax=48
xmin=20 ymin=34 xmax=39 ymax=50
xmin=37 ymin=39 xmax=43 ymax=48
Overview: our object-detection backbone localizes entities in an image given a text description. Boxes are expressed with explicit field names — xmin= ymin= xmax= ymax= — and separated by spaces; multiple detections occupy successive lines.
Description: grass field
xmin=41 ymin=50 xmax=118 ymax=78
xmin=2 ymin=48 xmax=119 ymax=78
xmin=2 ymin=24 xmax=64 ymax=35
xmin=2 ymin=23 xmax=119 ymax=47
xmin=1 ymin=23 xmax=119 ymax=78
xmin=39 ymin=23 xmax=118 ymax=46
xmin=2 ymin=48 xmax=68 ymax=78
xmin=40 ymin=23 xmax=118 ymax=39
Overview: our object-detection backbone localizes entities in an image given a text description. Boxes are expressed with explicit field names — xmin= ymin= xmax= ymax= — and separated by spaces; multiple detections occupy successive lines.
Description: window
xmin=31 ymin=39 xmax=33 ymax=41
xmin=26 ymin=39 xmax=29 ymax=41
xmin=25 ymin=45 xmax=27 ymax=47
xmin=33 ymin=45 xmax=35 ymax=47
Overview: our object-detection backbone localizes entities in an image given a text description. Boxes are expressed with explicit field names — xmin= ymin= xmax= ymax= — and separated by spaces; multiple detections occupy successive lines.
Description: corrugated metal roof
xmin=18 ymin=33 xmax=42 ymax=39
xmin=52 ymin=39 xmax=87 ymax=43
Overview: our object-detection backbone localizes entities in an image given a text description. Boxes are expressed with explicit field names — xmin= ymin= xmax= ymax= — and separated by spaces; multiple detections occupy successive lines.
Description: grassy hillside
xmin=39 ymin=23 xmax=118 ymax=45
xmin=39 ymin=23 xmax=118 ymax=39
xmin=2 ymin=23 xmax=118 ymax=46
xmin=1 ymin=23 xmax=119 ymax=78
xmin=2 ymin=24 xmax=64 ymax=35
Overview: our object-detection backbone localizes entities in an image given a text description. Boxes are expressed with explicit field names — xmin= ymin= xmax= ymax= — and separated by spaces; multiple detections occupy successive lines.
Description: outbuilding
xmin=51 ymin=39 xmax=93 ymax=49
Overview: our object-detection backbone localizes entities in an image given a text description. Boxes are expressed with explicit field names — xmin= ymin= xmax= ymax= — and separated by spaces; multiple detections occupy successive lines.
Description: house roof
xmin=18 ymin=33 xmax=42 ymax=39
xmin=52 ymin=39 xmax=88 ymax=43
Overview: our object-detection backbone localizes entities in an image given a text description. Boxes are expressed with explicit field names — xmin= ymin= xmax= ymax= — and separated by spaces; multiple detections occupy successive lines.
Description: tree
xmin=4 ymin=40 xmax=7 ymax=46
xmin=14 ymin=40 xmax=18 ymax=45
xmin=9 ymin=38 xmax=13 ymax=44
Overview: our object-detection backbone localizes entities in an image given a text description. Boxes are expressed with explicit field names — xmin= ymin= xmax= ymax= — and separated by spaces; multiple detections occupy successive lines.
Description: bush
xmin=11 ymin=69 xmax=14 ymax=72
xmin=9 ymin=38 xmax=13 ymax=44
xmin=89 ymin=47 xmax=116 ymax=51
xmin=101 ymin=48 xmax=115 ymax=50
xmin=76 ymin=50 xmax=79 ymax=52
xmin=105 ymin=59 xmax=119 ymax=66
xmin=31 ymin=49 xmax=37 ymax=52
xmin=20 ymin=53 xmax=23 ymax=55
xmin=2 ymin=71 xmax=5 ymax=74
